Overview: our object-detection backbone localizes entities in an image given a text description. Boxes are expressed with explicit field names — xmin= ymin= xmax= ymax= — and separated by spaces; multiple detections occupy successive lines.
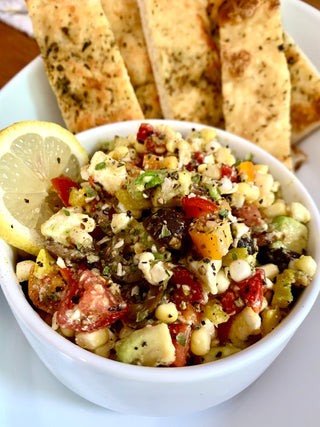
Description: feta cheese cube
xmin=81 ymin=151 xmax=127 ymax=195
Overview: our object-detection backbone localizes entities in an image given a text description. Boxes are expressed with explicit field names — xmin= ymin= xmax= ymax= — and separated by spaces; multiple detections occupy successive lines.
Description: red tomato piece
xmin=182 ymin=196 xmax=218 ymax=219
xmin=220 ymin=290 xmax=242 ymax=315
xmin=168 ymin=323 xmax=192 ymax=367
xmin=51 ymin=176 xmax=79 ymax=207
xmin=233 ymin=203 xmax=266 ymax=229
xmin=170 ymin=267 xmax=206 ymax=305
xmin=220 ymin=269 xmax=265 ymax=315
xmin=186 ymin=152 xmax=206 ymax=171
xmin=137 ymin=123 xmax=159 ymax=142
xmin=221 ymin=164 xmax=238 ymax=182
xmin=217 ymin=316 xmax=234 ymax=344
xmin=137 ymin=123 xmax=166 ymax=155
xmin=237 ymin=268 xmax=265 ymax=313
xmin=57 ymin=269 xmax=128 ymax=332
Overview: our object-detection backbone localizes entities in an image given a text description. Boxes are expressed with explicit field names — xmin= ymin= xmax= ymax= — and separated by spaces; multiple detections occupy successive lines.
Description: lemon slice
xmin=0 ymin=121 xmax=89 ymax=255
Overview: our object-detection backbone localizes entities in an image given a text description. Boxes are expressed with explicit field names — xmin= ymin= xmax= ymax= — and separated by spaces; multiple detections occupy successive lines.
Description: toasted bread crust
xmin=283 ymin=32 xmax=320 ymax=144
xmin=219 ymin=0 xmax=292 ymax=168
xmin=101 ymin=0 xmax=162 ymax=118
xmin=26 ymin=0 xmax=144 ymax=133
xmin=137 ymin=0 xmax=224 ymax=127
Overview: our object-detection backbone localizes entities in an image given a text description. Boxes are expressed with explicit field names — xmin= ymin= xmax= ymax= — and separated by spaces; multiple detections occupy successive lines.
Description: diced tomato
xmin=186 ymin=152 xmax=206 ymax=171
xmin=220 ymin=269 xmax=266 ymax=315
xmin=221 ymin=164 xmax=238 ymax=182
xmin=137 ymin=123 xmax=159 ymax=142
xmin=237 ymin=268 xmax=266 ymax=313
xmin=137 ymin=123 xmax=166 ymax=155
xmin=220 ymin=290 xmax=242 ymax=315
xmin=51 ymin=176 xmax=79 ymax=207
xmin=56 ymin=269 xmax=128 ymax=332
xmin=233 ymin=203 xmax=266 ymax=229
xmin=182 ymin=196 xmax=218 ymax=219
xmin=217 ymin=316 xmax=234 ymax=344
xmin=168 ymin=323 xmax=192 ymax=367
xmin=170 ymin=267 xmax=206 ymax=305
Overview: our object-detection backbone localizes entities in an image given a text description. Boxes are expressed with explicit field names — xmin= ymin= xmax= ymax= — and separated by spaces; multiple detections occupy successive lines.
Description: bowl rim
xmin=1 ymin=119 xmax=320 ymax=383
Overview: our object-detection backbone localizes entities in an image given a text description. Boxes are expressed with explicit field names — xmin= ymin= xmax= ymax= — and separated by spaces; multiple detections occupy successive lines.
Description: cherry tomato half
xmin=182 ymin=196 xmax=218 ymax=219
xmin=57 ymin=269 xmax=128 ymax=332
xmin=169 ymin=267 xmax=206 ymax=305
xmin=51 ymin=176 xmax=79 ymax=207
xmin=168 ymin=323 xmax=192 ymax=367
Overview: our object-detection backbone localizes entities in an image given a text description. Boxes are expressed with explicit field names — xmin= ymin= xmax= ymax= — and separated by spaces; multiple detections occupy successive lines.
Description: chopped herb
xmin=63 ymin=208 xmax=70 ymax=216
xmin=82 ymin=41 xmax=92 ymax=52
xmin=95 ymin=161 xmax=106 ymax=170
xmin=218 ymin=209 xmax=228 ymax=218
xmin=206 ymin=184 xmax=221 ymax=200
xmin=103 ymin=266 xmax=110 ymax=275
xmin=191 ymin=174 xmax=201 ymax=184
xmin=85 ymin=186 xmax=97 ymax=197
xmin=130 ymin=264 xmax=137 ymax=273
xmin=159 ymin=224 xmax=171 ymax=239
xmin=136 ymin=308 xmax=149 ymax=322
xmin=176 ymin=332 xmax=187 ymax=347
xmin=43 ymin=292 xmax=60 ymax=304
xmin=245 ymin=153 xmax=254 ymax=161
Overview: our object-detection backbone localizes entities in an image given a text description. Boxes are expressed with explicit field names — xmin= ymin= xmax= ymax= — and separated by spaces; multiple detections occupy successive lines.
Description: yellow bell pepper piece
xmin=189 ymin=220 xmax=232 ymax=260
xmin=34 ymin=248 xmax=56 ymax=279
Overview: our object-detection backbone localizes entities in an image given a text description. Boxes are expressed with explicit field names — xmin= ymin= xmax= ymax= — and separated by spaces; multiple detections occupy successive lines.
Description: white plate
xmin=1 ymin=0 xmax=320 ymax=425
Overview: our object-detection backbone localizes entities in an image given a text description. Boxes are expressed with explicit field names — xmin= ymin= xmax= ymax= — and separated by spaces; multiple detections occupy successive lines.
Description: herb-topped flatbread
xmin=101 ymin=0 xmax=162 ymax=118
xmin=137 ymin=0 xmax=224 ymax=127
xmin=26 ymin=0 xmax=144 ymax=133
xmin=283 ymin=32 xmax=320 ymax=144
xmin=218 ymin=0 xmax=292 ymax=169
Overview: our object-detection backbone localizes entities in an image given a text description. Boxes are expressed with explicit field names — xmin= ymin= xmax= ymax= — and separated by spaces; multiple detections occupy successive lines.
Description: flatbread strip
xmin=26 ymin=0 xmax=144 ymax=133
xmin=137 ymin=0 xmax=224 ymax=127
xmin=283 ymin=32 xmax=320 ymax=144
xmin=219 ymin=0 xmax=292 ymax=169
xmin=101 ymin=0 xmax=162 ymax=118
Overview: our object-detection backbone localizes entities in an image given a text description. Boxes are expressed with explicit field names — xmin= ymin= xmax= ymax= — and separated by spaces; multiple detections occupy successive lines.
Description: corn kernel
xmin=289 ymin=202 xmax=311 ymax=223
xmin=295 ymin=255 xmax=317 ymax=277
xmin=263 ymin=200 xmax=287 ymax=218
xmin=161 ymin=156 xmax=178 ymax=169
xmin=60 ymin=328 xmax=75 ymax=338
xmin=155 ymin=302 xmax=179 ymax=323
xmin=259 ymin=263 xmax=279 ymax=280
xmin=237 ymin=183 xmax=260 ymax=202
xmin=229 ymin=260 xmax=252 ymax=282
xmin=75 ymin=328 xmax=109 ymax=351
xmin=191 ymin=328 xmax=211 ymax=356
xmin=216 ymin=147 xmax=236 ymax=166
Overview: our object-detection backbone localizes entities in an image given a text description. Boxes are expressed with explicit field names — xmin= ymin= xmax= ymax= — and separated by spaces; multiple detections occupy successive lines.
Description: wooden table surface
xmin=0 ymin=0 xmax=319 ymax=89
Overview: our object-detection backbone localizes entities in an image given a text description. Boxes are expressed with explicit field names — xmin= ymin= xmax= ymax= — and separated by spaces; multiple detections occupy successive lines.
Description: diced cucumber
xmin=271 ymin=215 xmax=308 ymax=254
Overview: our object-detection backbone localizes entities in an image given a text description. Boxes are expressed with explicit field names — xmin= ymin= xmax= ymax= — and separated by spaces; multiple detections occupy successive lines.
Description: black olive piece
xmin=257 ymin=247 xmax=300 ymax=272
xmin=143 ymin=208 xmax=190 ymax=251
xmin=237 ymin=236 xmax=257 ymax=255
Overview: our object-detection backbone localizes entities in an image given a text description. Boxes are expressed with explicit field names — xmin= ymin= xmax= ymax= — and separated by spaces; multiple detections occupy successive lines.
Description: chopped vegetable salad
xmin=17 ymin=123 xmax=317 ymax=367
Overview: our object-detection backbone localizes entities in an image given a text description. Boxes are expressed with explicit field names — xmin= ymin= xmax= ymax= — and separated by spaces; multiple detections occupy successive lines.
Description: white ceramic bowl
xmin=1 ymin=120 xmax=320 ymax=416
